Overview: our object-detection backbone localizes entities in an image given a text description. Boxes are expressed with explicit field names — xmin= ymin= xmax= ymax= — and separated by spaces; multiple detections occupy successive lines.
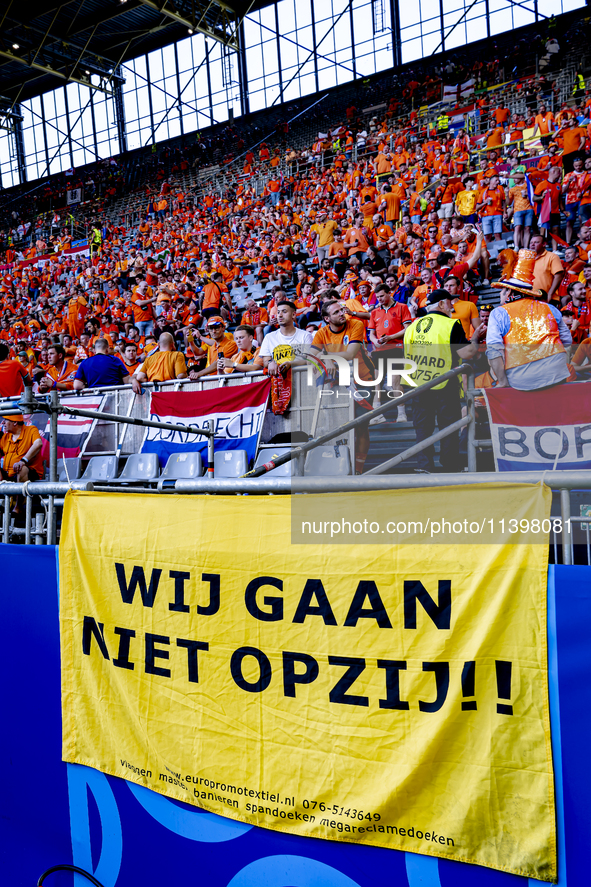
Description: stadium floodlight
xmin=12 ymin=44 xmax=19 ymax=50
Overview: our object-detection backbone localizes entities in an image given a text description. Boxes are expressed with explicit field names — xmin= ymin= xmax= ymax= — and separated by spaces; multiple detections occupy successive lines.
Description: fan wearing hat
xmin=0 ymin=414 xmax=43 ymax=482
xmin=486 ymin=249 xmax=572 ymax=390
xmin=403 ymin=289 xmax=482 ymax=472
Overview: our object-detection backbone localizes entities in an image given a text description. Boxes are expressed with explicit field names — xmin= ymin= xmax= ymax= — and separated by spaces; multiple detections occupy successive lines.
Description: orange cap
xmin=1 ymin=413 xmax=24 ymax=423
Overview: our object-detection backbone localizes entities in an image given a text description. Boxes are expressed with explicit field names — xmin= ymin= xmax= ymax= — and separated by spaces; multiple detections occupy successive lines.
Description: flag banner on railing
xmin=484 ymin=382 xmax=591 ymax=471
xmin=36 ymin=394 xmax=106 ymax=459
xmin=59 ymin=484 xmax=556 ymax=880
xmin=141 ymin=381 xmax=271 ymax=468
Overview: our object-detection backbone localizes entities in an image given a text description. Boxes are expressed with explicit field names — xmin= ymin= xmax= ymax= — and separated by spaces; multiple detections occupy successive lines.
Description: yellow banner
xmin=60 ymin=486 xmax=556 ymax=881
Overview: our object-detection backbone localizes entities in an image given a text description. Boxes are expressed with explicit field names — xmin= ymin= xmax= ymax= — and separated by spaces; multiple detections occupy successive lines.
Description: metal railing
xmin=1 ymin=472 xmax=588 ymax=566
xmin=0 ymin=362 xmax=588 ymax=567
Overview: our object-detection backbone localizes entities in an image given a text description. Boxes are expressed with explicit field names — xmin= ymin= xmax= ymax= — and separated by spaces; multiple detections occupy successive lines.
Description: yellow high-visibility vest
xmin=404 ymin=312 xmax=458 ymax=390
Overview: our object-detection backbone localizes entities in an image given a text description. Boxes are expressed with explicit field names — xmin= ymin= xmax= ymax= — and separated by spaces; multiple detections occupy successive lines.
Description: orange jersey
xmin=43 ymin=359 xmax=78 ymax=390
xmin=311 ymin=318 xmax=374 ymax=382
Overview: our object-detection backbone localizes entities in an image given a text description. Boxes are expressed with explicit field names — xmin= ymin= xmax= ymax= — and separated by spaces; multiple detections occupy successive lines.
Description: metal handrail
xmin=174 ymin=470 xmax=591 ymax=493
xmin=0 ymin=372 xmax=268 ymax=406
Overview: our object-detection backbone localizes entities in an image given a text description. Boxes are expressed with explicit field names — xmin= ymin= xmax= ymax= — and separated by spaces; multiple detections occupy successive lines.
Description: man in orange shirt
xmin=187 ymin=317 xmax=238 ymax=378
xmin=378 ymin=183 xmax=406 ymax=231
xmin=344 ymin=216 xmax=370 ymax=259
xmin=0 ymin=342 xmax=30 ymax=396
xmin=241 ymin=298 xmax=269 ymax=346
xmin=558 ymin=116 xmax=587 ymax=173
xmin=131 ymin=333 xmax=187 ymax=392
xmin=310 ymin=298 xmax=375 ymax=473
xmin=38 ymin=344 xmax=78 ymax=392
xmin=532 ymin=104 xmax=555 ymax=147
xmin=132 ymin=278 xmax=157 ymax=337
xmin=506 ymin=170 xmax=534 ymax=249
xmin=67 ymin=291 xmax=88 ymax=339
xmin=201 ymin=273 xmax=231 ymax=321
xmin=493 ymin=104 xmax=510 ymax=126
xmin=485 ymin=124 xmax=505 ymax=150
xmin=533 ymin=166 xmax=562 ymax=246
xmin=434 ymin=174 xmax=463 ymax=220
xmin=0 ymin=413 xmax=43 ymax=481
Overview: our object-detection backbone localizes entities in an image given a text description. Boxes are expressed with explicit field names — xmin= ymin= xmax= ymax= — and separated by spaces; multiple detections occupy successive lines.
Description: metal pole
xmin=174 ymin=469 xmax=591 ymax=494
xmin=48 ymin=495 xmax=55 ymax=546
xmin=207 ymin=419 xmax=214 ymax=477
xmin=50 ymin=389 xmax=59 ymax=483
xmin=0 ymin=481 xmax=93 ymax=495
xmin=57 ymin=405 xmax=216 ymax=438
xmin=560 ymin=488 xmax=572 ymax=565
xmin=3 ymin=494 xmax=9 ymax=543
xmin=34 ymin=512 xmax=44 ymax=545
xmin=25 ymin=493 xmax=32 ymax=545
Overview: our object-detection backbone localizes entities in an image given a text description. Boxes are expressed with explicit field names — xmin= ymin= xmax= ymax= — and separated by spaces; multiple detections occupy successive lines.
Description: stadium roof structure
xmin=0 ymin=0 xmax=251 ymax=106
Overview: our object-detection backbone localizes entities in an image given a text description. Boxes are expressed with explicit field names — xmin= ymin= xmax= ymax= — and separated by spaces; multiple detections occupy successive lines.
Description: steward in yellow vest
xmin=403 ymin=289 xmax=480 ymax=471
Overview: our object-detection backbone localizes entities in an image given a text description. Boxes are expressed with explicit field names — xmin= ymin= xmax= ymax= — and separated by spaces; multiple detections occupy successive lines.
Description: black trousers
xmin=411 ymin=384 xmax=463 ymax=472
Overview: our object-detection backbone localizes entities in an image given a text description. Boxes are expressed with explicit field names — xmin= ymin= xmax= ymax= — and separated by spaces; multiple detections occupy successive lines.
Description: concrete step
xmin=366 ymin=416 xmax=440 ymax=473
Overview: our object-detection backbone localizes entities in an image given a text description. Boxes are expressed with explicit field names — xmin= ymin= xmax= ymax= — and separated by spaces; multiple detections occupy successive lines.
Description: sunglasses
xmin=480 ymin=305 xmax=494 ymax=312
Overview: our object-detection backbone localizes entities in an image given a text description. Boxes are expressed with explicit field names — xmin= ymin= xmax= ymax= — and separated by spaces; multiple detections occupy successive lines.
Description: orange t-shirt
xmin=534 ymin=112 xmax=555 ymax=135
xmin=382 ymin=188 xmax=406 ymax=222
xmin=132 ymin=288 xmax=154 ymax=322
xmin=44 ymin=359 xmax=78 ymax=390
xmin=0 ymin=359 xmax=27 ymax=397
xmin=479 ymin=185 xmax=504 ymax=216
xmin=202 ymin=282 xmax=224 ymax=310
xmin=140 ymin=351 xmax=187 ymax=381
xmin=562 ymin=127 xmax=586 ymax=155
xmin=311 ymin=318 xmax=373 ymax=382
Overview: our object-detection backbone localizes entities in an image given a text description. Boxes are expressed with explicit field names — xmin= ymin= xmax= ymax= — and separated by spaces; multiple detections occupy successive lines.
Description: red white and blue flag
xmin=141 ymin=381 xmax=271 ymax=468
xmin=484 ymin=382 xmax=591 ymax=471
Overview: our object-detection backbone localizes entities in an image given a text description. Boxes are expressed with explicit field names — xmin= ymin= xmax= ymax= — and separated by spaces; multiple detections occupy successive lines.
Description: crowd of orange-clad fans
xmin=1 ymin=32 xmax=591 ymax=453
